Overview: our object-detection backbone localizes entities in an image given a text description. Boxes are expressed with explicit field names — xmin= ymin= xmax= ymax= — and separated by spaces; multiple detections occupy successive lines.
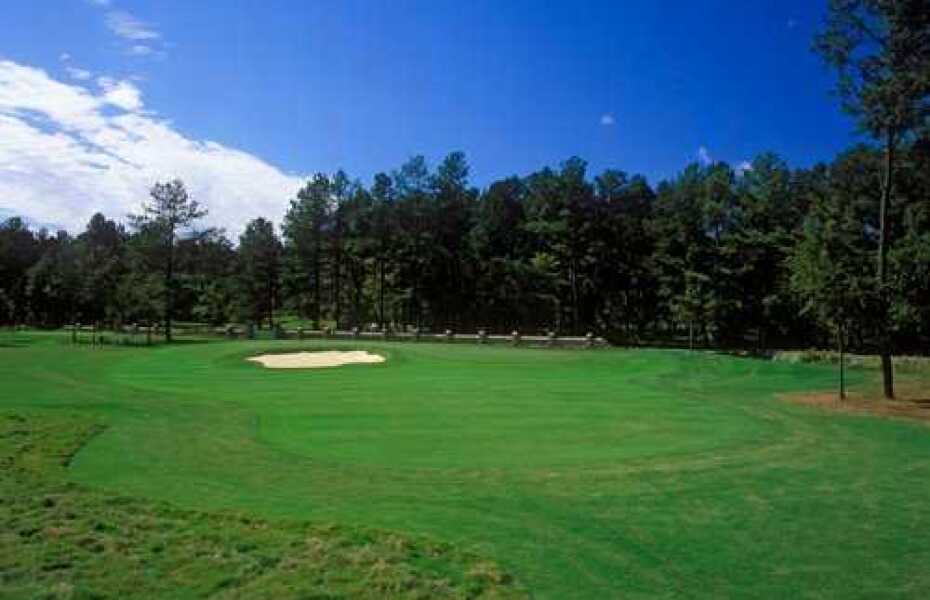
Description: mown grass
xmin=0 ymin=410 xmax=523 ymax=599
xmin=3 ymin=331 xmax=930 ymax=598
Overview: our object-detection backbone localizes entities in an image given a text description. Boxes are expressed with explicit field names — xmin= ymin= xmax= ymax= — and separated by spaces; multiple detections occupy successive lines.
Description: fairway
xmin=4 ymin=334 xmax=930 ymax=598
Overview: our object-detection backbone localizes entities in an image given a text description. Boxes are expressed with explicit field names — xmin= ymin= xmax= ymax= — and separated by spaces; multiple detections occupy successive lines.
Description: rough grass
xmin=3 ymin=331 xmax=930 ymax=598
xmin=0 ymin=412 xmax=524 ymax=599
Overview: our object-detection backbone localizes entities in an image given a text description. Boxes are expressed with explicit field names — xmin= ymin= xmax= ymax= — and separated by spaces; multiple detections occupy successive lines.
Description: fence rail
xmin=221 ymin=326 xmax=607 ymax=348
xmin=64 ymin=323 xmax=607 ymax=349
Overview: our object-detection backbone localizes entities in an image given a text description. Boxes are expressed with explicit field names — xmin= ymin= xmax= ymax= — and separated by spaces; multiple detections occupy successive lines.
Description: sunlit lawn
xmin=3 ymin=331 xmax=930 ymax=598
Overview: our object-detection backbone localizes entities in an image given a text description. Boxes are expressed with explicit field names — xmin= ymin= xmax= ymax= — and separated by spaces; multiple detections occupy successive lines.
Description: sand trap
xmin=248 ymin=350 xmax=385 ymax=369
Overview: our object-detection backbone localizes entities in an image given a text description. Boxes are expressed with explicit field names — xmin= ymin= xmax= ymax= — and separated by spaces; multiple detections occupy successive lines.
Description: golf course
xmin=4 ymin=331 xmax=930 ymax=598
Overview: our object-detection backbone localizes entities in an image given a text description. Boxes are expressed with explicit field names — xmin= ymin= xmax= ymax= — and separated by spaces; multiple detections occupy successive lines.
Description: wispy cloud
xmin=599 ymin=113 xmax=615 ymax=126
xmin=697 ymin=146 xmax=714 ymax=166
xmin=84 ymin=1 xmax=168 ymax=59
xmin=89 ymin=5 xmax=168 ymax=59
xmin=0 ymin=60 xmax=303 ymax=234
xmin=128 ymin=45 xmax=154 ymax=57
xmin=66 ymin=67 xmax=93 ymax=81
xmin=59 ymin=53 xmax=72 ymax=62
xmin=105 ymin=10 xmax=161 ymax=41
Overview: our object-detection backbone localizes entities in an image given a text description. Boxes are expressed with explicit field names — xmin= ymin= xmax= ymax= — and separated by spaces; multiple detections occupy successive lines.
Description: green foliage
xmin=238 ymin=218 xmax=282 ymax=327
xmin=2 ymin=142 xmax=930 ymax=350
xmin=814 ymin=0 xmax=930 ymax=140
xmin=814 ymin=0 xmax=930 ymax=396
xmin=788 ymin=149 xmax=877 ymax=337
xmin=127 ymin=180 xmax=208 ymax=341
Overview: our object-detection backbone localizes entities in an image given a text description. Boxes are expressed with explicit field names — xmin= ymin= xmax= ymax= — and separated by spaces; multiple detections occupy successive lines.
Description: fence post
xmin=511 ymin=330 xmax=520 ymax=347
xmin=445 ymin=329 xmax=454 ymax=343
xmin=586 ymin=332 xmax=594 ymax=348
xmin=478 ymin=329 xmax=487 ymax=344
xmin=547 ymin=330 xmax=557 ymax=348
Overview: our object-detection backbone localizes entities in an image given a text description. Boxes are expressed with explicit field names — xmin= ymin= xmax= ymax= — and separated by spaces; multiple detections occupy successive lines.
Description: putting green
xmin=4 ymin=333 xmax=930 ymax=598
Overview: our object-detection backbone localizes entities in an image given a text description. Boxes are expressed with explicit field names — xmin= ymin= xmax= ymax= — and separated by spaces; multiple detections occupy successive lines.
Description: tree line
xmin=1 ymin=142 xmax=927 ymax=346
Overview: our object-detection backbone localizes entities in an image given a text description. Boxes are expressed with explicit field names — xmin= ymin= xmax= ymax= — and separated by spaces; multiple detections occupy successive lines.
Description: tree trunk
xmin=570 ymin=257 xmax=579 ymax=335
xmin=164 ymin=228 xmax=174 ymax=343
xmin=877 ymin=127 xmax=895 ymax=399
xmin=268 ymin=276 xmax=275 ymax=329
xmin=312 ymin=243 xmax=321 ymax=326
xmin=837 ymin=325 xmax=846 ymax=401
xmin=333 ymin=254 xmax=341 ymax=329
xmin=378 ymin=255 xmax=385 ymax=330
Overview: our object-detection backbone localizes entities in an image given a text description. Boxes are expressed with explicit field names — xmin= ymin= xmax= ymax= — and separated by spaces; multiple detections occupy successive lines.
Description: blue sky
xmin=0 ymin=0 xmax=861 ymax=232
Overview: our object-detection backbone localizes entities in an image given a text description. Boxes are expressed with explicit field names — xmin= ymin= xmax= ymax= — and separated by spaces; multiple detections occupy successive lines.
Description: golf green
xmin=4 ymin=333 xmax=930 ymax=598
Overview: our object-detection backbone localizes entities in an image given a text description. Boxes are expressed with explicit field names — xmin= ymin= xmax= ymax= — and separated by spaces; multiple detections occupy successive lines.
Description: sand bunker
xmin=248 ymin=350 xmax=385 ymax=369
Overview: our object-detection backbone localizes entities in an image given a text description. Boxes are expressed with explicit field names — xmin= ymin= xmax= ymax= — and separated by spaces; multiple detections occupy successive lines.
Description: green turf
xmin=3 ymin=331 xmax=930 ymax=598
xmin=0 ymin=412 xmax=522 ymax=599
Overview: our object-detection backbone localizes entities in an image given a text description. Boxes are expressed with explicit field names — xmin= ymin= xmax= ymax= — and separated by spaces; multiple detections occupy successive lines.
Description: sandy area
xmin=248 ymin=350 xmax=385 ymax=369
xmin=781 ymin=388 xmax=930 ymax=423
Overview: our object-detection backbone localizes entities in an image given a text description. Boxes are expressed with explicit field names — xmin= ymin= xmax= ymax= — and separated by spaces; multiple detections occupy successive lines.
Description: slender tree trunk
xmin=312 ymin=240 xmax=321 ymax=326
xmin=877 ymin=127 xmax=895 ymax=399
xmin=378 ymin=254 xmax=385 ymax=330
xmin=333 ymin=248 xmax=342 ymax=329
xmin=837 ymin=325 xmax=846 ymax=401
xmin=570 ymin=257 xmax=579 ymax=335
xmin=268 ymin=276 xmax=275 ymax=329
xmin=333 ymin=219 xmax=344 ymax=329
xmin=353 ymin=265 xmax=362 ymax=329
xmin=164 ymin=228 xmax=174 ymax=343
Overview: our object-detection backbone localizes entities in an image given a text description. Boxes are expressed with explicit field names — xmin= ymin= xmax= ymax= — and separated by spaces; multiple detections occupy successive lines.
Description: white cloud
xmin=101 ymin=10 xmax=167 ymax=59
xmin=66 ymin=67 xmax=93 ymax=81
xmin=59 ymin=53 xmax=72 ymax=62
xmin=599 ymin=113 xmax=615 ymax=126
xmin=697 ymin=146 xmax=714 ymax=166
xmin=105 ymin=10 xmax=160 ymax=41
xmin=0 ymin=60 xmax=304 ymax=235
xmin=97 ymin=77 xmax=143 ymax=112
xmin=736 ymin=160 xmax=753 ymax=176
xmin=128 ymin=45 xmax=154 ymax=57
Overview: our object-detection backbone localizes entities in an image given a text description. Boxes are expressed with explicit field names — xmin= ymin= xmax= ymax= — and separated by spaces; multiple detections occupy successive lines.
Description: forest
xmin=1 ymin=141 xmax=928 ymax=351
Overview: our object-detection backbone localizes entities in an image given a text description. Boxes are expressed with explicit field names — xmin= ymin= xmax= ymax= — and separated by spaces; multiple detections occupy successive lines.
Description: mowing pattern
xmin=0 ymin=412 xmax=524 ymax=599
xmin=3 ymin=332 xmax=930 ymax=598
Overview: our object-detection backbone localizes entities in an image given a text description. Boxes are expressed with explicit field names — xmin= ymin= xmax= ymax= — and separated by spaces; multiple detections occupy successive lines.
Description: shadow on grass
xmin=0 ymin=336 xmax=33 ymax=349
xmin=164 ymin=338 xmax=213 ymax=346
